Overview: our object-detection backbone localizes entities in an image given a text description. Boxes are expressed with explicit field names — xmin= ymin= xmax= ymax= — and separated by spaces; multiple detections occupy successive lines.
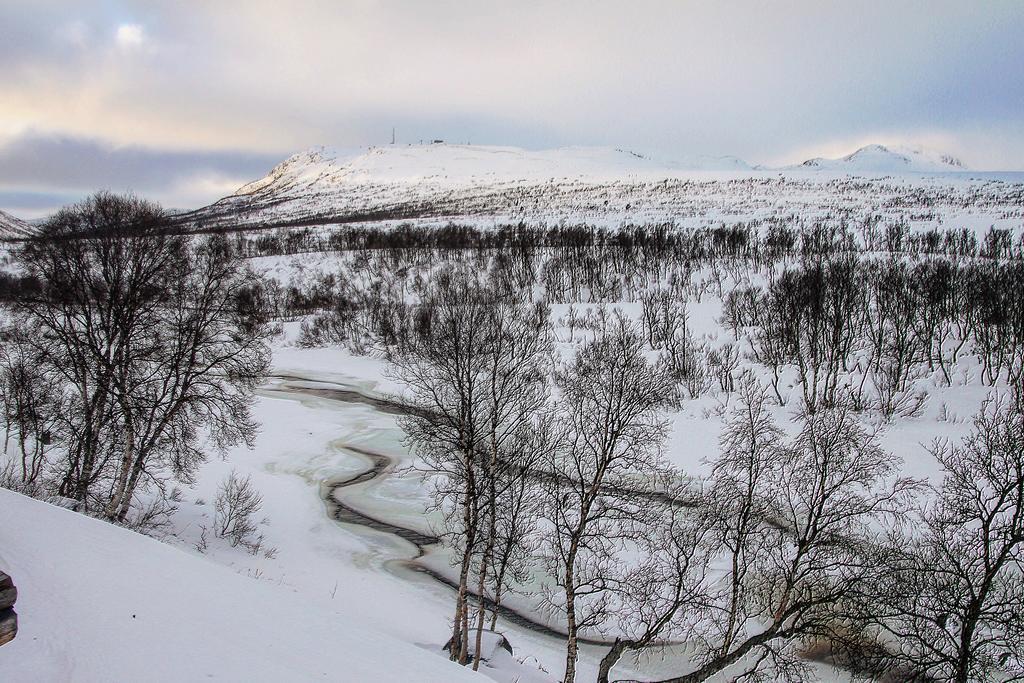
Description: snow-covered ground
xmin=0 ymin=485 xmax=485 ymax=683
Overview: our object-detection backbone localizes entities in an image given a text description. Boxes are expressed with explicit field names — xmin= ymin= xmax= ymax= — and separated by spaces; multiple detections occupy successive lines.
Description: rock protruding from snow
xmin=795 ymin=144 xmax=968 ymax=173
xmin=0 ymin=572 xmax=16 ymax=612
xmin=444 ymin=630 xmax=514 ymax=664
xmin=0 ymin=611 xmax=16 ymax=648
xmin=0 ymin=571 xmax=16 ymax=647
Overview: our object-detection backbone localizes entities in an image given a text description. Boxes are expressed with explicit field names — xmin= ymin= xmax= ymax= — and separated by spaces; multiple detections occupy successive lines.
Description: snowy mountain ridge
xmin=233 ymin=142 xmax=976 ymax=197
xmin=0 ymin=210 xmax=34 ymax=239
xmin=176 ymin=142 xmax=1022 ymax=233
xmin=234 ymin=143 xmax=757 ymax=197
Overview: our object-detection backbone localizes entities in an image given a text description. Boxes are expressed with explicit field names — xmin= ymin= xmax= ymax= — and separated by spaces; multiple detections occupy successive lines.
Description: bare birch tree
xmin=595 ymin=496 xmax=714 ymax=683
xmin=649 ymin=403 xmax=917 ymax=682
xmin=393 ymin=267 xmax=492 ymax=664
xmin=866 ymin=396 xmax=1024 ymax=682
xmin=470 ymin=296 xmax=551 ymax=670
xmin=539 ymin=309 xmax=673 ymax=683
xmin=14 ymin=193 xmax=271 ymax=518
xmin=0 ymin=327 xmax=62 ymax=489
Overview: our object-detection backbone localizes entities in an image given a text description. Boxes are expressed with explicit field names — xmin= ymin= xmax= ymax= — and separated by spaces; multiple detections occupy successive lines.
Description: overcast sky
xmin=2 ymin=0 xmax=1023 ymax=217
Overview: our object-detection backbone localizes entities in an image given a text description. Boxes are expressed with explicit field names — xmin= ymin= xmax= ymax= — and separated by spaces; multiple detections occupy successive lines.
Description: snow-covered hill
xmin=0 ymin=210 xmax=33 ymax=239
xmin=236 ymin=144 xmax=754 ymax=197
xmin=175 ymin=142 xmax=1023 ymax=233
xmin=0 ymin=487 xmax=483 ymax=683
xmin=794 ymin=144 xmax=967 ymax=173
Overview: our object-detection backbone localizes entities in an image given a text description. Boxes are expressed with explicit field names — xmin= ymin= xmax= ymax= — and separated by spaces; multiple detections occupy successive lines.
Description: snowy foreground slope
xmin=176 ymin=142 xmax=1023 ymax=232
xmin=0 ymin=487 xmax=483 ymax=683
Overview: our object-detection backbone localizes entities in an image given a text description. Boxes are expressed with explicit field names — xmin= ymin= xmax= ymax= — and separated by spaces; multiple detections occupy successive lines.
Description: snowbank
xmin=0 ymin=487 xmax=482 ymax=683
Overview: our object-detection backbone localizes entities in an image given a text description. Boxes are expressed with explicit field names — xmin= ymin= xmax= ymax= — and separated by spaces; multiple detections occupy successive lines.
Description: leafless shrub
xmin=126 ymin=487 xmax=182 ymax=537
xmin=0 ymin=459 xmax=43 ymax=498
xmin=214 ymin=470 xmax=265 ymax=549
xmin=0 ymin=326 xmax=62 ymax=488
xmin=640 ymin=290 xmax=688 ymax=350
xmin=195 ymin=525 xmax=209 ymax=553
xmin=708 ymin=341 xmax=741 ymax=394
xmin=660 ymin=333 xmax=713 ymax=401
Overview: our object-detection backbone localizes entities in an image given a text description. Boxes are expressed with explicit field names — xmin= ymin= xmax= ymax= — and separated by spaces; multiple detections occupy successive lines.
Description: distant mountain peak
xmin=797 ymin=144 xmax=968 ymax=173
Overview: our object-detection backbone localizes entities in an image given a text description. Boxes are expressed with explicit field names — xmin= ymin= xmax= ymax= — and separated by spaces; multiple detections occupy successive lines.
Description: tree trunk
xmin=452 ymin=473 xmax=478 ymax=665
xmin=489 ymin=545 xmax=511 ymax=631
xmin=564 ymin=597 xmax=578 ymax=683
xmin=649 ymin=626 xmax=781 ymax=683
xmin=563 ymin=561 xmax=579 ymax=683
xmin=474 ymin=433 xmax=502 ymax=668
xmin=115 ymin=450 xmax=148 ymax=522
xmin=472 ymin=547 xmax=489 ymax=670
xmin=450 ymin=583 xmax=465 ymax=663
xmin=597 ymin=639 xmax=628 ymax=683
xmin=17 ymin=430 xmax=27 ymax=482
xmin=452 ymin=526 xmax=473 ymax=663
xmin=104 ymin=416 xmax=136 ymax=520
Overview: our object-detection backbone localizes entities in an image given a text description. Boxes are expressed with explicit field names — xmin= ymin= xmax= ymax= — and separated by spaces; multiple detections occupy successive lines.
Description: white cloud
xmin=115 ymin=23 xmax=144 ymax=50
xmin=0 ymin=2 xmax=1022 ymax=168
xmin=164 ymin=171 xmax=249 ymax=208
